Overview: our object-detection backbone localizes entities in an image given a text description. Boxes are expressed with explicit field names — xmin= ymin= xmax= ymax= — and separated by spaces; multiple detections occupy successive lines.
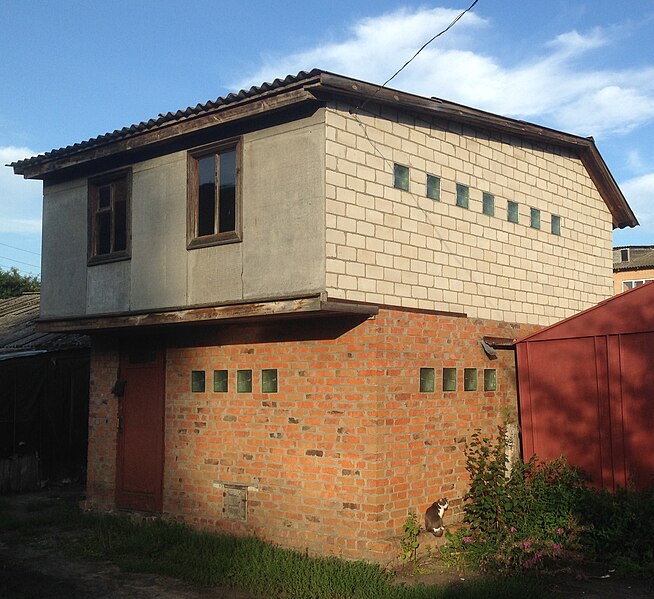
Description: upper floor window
xmin=507 ymin=200 xmax=519 ymax=224
xmin=88 ymin=169 xmax=131 ymax=264
xmin=620 ymin=248 xmax=630 ymax=262
xmin=456 ymin=183 xmax=469 ymax=208
xmin=551 ymin=214 xmax=561 ymax=236
xmin=426 ymin=174 xmax=440 ymax=200
xmin=188 ymin=141 xmax=240 ymax=249
xmin=530 ymin=207 xmax=541 ymax=229
xmin=482 ymin=192 xmax=495 ymax=217
xmin=394 ymin=163 xmax=410 ymax=191
xmin=623 ymin=279 xmax=653 ymax=291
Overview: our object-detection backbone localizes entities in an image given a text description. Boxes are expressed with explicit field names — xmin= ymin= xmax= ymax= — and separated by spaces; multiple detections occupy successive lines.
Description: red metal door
xmin=116 ymin=348 xmax=165 ymax=512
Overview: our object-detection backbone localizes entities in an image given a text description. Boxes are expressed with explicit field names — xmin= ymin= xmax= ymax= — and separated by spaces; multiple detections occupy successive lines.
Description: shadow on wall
xmin=518 ymin=295 xmax=654 ymax=491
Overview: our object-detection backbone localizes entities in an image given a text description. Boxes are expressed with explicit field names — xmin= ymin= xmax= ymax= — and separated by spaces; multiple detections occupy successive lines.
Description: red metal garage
xmin=516 ymin=282 xmax=654 ymax=491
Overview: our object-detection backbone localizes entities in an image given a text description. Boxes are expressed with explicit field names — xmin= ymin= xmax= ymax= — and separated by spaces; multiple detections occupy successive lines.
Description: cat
xmin=424 ymin=498 xmax=449 ymax=537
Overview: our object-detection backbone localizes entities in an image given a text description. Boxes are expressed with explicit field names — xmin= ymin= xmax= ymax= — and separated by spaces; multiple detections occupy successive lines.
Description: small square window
xmin=507 ymin=201 xmax=519 ymax=224
xmin=213 ymin=369 xmax=228 ymax=392
xmin=482 ymin=192 xmax=495 ymax=217
xmin=464 ymin=368 xmax=478 ymax=391
xmin=443 ymin=368 xmax=457 ymax=392
xmin=237 ymin=369 xmax=252 ymax=393
xmin=420 ymin=368 xmax=435 ymax=392
xmin=456 ymin=184 xmax=469 ymax=209
xmin=484 ymin=369 xmax=497 ymax=391
xmin=262 ymin=369 xmax=278 ymax=393
xmin=394 ymin=163 xmax=410 ymax=191
xmin=236 ymin=370 xmax=252 ymax=393
xmin=191 ymin=370 xmax=205 ymax=393
xmin=426 ymin=175 xmax=441 ymax=200
xmin=551 ymin=215 xmax=561 ymax=236
xmin=530 ymin=208 xmax=541 ymax=229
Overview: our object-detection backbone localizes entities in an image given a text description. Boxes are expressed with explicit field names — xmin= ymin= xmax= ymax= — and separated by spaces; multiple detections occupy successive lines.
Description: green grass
xmin=0 ymin=495 xmax=548 ymax=599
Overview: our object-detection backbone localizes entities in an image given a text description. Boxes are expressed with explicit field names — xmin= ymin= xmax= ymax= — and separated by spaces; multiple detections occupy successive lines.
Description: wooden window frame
xmin=187 ymin=139 xmax=242 ymax=250
xmin=87 ymin=168 xmax=131 ymax=265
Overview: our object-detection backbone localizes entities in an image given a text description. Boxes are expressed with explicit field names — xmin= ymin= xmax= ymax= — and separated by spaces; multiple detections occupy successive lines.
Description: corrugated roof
xmin=613 ymin=246 xmax=654 ymax=272
xmin=0 ymin=293 xmax=89 ymax=356
xmin=10 ymin=69 xmax=323 ymax=173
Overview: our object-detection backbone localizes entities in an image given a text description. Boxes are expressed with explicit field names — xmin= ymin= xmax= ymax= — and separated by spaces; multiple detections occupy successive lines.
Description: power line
xmin=0 ymin=255 xmax=40 ymax=269
xmin=354 ymin=0 xmax=480 ymax=115
xmin=0 ymin=241 xmax=41 ymax=256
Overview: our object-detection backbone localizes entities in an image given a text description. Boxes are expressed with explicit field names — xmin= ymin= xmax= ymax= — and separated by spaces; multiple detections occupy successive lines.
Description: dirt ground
xmin=1 ymin=488 xmax=652 ymax=598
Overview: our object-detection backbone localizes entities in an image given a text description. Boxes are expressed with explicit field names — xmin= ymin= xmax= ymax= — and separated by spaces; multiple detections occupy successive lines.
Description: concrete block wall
xmin=324 ymin=101 xmax=614 ymax=326
xmin=79 ymin=309 xmax=538 ymax=562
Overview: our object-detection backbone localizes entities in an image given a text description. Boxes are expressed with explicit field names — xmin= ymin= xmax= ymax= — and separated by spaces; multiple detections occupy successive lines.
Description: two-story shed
xmin=10 ymin=70 xmax=636 ymax=562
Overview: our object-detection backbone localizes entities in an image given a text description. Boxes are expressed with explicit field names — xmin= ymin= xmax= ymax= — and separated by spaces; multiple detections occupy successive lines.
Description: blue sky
xmin=2 ymin=0 xmax=654 ymax=277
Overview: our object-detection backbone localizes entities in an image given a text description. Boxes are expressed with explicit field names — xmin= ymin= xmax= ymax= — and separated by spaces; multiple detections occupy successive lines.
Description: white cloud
xmin=621 ymin=173 xmax=654 ymax=232
xmin=0 ymin=146 xmax=42 ymax=234
xmin=233 ymin=8 xmax=654 ymax=138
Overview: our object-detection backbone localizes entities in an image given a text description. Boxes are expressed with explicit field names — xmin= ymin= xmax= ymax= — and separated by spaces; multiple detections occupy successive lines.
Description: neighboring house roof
xmin=0 ymin=293 xmax=89 ymax=360
xmin=613 ymin=245 xmax=654 ymax=272
xmin=9 ymin=69 xmax=637 ymax=230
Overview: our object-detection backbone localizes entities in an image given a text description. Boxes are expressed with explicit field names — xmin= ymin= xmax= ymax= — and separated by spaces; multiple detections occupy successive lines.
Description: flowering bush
xmin=442 ymin=428 xmax=586 ymax=573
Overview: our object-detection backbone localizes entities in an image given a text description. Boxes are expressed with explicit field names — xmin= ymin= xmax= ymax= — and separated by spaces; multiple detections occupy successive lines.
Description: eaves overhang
xmin=35 ymin=295 xmax=379 ymax=334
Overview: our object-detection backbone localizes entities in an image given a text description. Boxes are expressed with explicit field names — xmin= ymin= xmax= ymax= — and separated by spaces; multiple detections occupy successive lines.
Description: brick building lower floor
xmin=84 ymin=307 xmax=537 ymax=562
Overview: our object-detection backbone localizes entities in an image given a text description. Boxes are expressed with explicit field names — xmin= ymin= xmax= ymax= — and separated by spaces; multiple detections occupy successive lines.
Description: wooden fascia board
xmin=313 ymin=73 xmax=638 ymax=230
xmin=17 ymin=87 xmax=319 ymax=180
xmin=34 ymin=297 xmax=378 ymax=333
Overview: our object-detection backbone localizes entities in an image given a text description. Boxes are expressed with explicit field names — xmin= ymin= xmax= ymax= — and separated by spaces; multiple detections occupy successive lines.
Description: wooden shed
xmin=516 ymin=282 xmax=654 ymax=491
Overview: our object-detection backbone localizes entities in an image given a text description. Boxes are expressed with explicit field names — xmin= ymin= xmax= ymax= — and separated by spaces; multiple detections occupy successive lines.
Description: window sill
xmin=88 ymin=252 xmax=131 ymax=267
xmin=187 ymin=232 xmax=241 ymax=250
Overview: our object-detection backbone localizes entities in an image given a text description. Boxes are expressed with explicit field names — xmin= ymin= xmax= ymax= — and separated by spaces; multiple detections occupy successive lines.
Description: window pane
xmin=96 ymin=211 xmax=111 ymax=255
xmin=426 ymin=175 xmax=440 ymax=200
xmin=624 ymin=281 xmax=633 ymax=289
xmin=191 ymin=370 xmax=205 ymax=393
xmin=507 ymin=201 xmax=519 ymax=223
xmin=394 ymin=163 xmax=409 ymax=191
xmin=482 ymin=192 xmax=494 ymax=216
xmin=98 ymin=185 xmax=111 ymax=209
xmin=484 ymin=369 xmax=497 ymax=391
xmin=219 ymin=150 xmax=237 ymax=233
xmin=530 ymin=207 xmax=541 ymax=229
xmin=197 ymin=155 xmax=216 ymax=236
xmin=551 ymin=214 xmax=561 ymax=236
xmin=456 ymin=184 xmax=469 ymax=208
xmin=620 ymin=249 xmax=629 ymax=262
xmin=114 ymin=199 xmax=127 ymax=251
xmin=443 ymin=368 xmax=456 ymax=392
xmin=420 ymin=368 xmax=435 ymax=392
xmin=214 ymin=370 xmax=228 ymax=392
xmin=464 ymin=368 xmax=477 ymax=391
xmin=262 ymin=369 xmax=278 ymax=393
xmin=237 ymin=369 xmax=252 ymax=393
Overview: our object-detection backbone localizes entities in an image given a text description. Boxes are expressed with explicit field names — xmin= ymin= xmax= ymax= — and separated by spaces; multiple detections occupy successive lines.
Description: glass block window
xmin=426 ymin=175 xmax=441 ymax=200
xmin=191 ymin=370 xmax=205 ymax=393
xmin=213 ymin=369 xmax=228 ymax=392
xmin=394 ymin=163 xmax=410 ymax=191
xmin=530 ymin=207 xmax=541 ymax=229
xmin=420 ymin=368 xmax=435 ymax=392
xmin=482 ymin=192 xmax=495 ymax=216
xmin=262 ymin=369 xmax=278 ymax=393
xmin=551 ymin=214 xmax=561 ymax=236
xmin=484 ymin=369 xmax=497 ymax=391
xmin=507 ymin=201 xmax=519 ymax=223
xmin=443 ymin=368 xmax=457 ymax=392
xmin=456 ymin=183 xmax=469 ymax=208
xmin=464 ymin=368 xmax=478 ymax=391
xmin=237 ymin=369 xmax=252 ymax=393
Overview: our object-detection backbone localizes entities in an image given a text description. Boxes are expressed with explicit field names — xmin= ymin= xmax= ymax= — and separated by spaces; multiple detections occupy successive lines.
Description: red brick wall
xmin=84 ymin=309 xmax=538 ymax=562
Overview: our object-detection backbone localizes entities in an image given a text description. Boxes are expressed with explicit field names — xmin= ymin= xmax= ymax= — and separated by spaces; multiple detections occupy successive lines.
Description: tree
xmin=0 ymin=267 xmax=40 ymax=299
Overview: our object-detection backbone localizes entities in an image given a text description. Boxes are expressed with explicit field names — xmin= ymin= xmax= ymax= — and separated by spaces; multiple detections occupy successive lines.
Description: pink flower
xmin=556 ymin=528 xmax=564 ymax=535
xmin=552 ymin=543 xmax=562 ymax=551
xmin=510 ymin=526 xmax=517 ymax=533
xmin=463 ymin=536 xmax=473 ymax=543
xmin=522 ymin=541 xmax=533 ymax=549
